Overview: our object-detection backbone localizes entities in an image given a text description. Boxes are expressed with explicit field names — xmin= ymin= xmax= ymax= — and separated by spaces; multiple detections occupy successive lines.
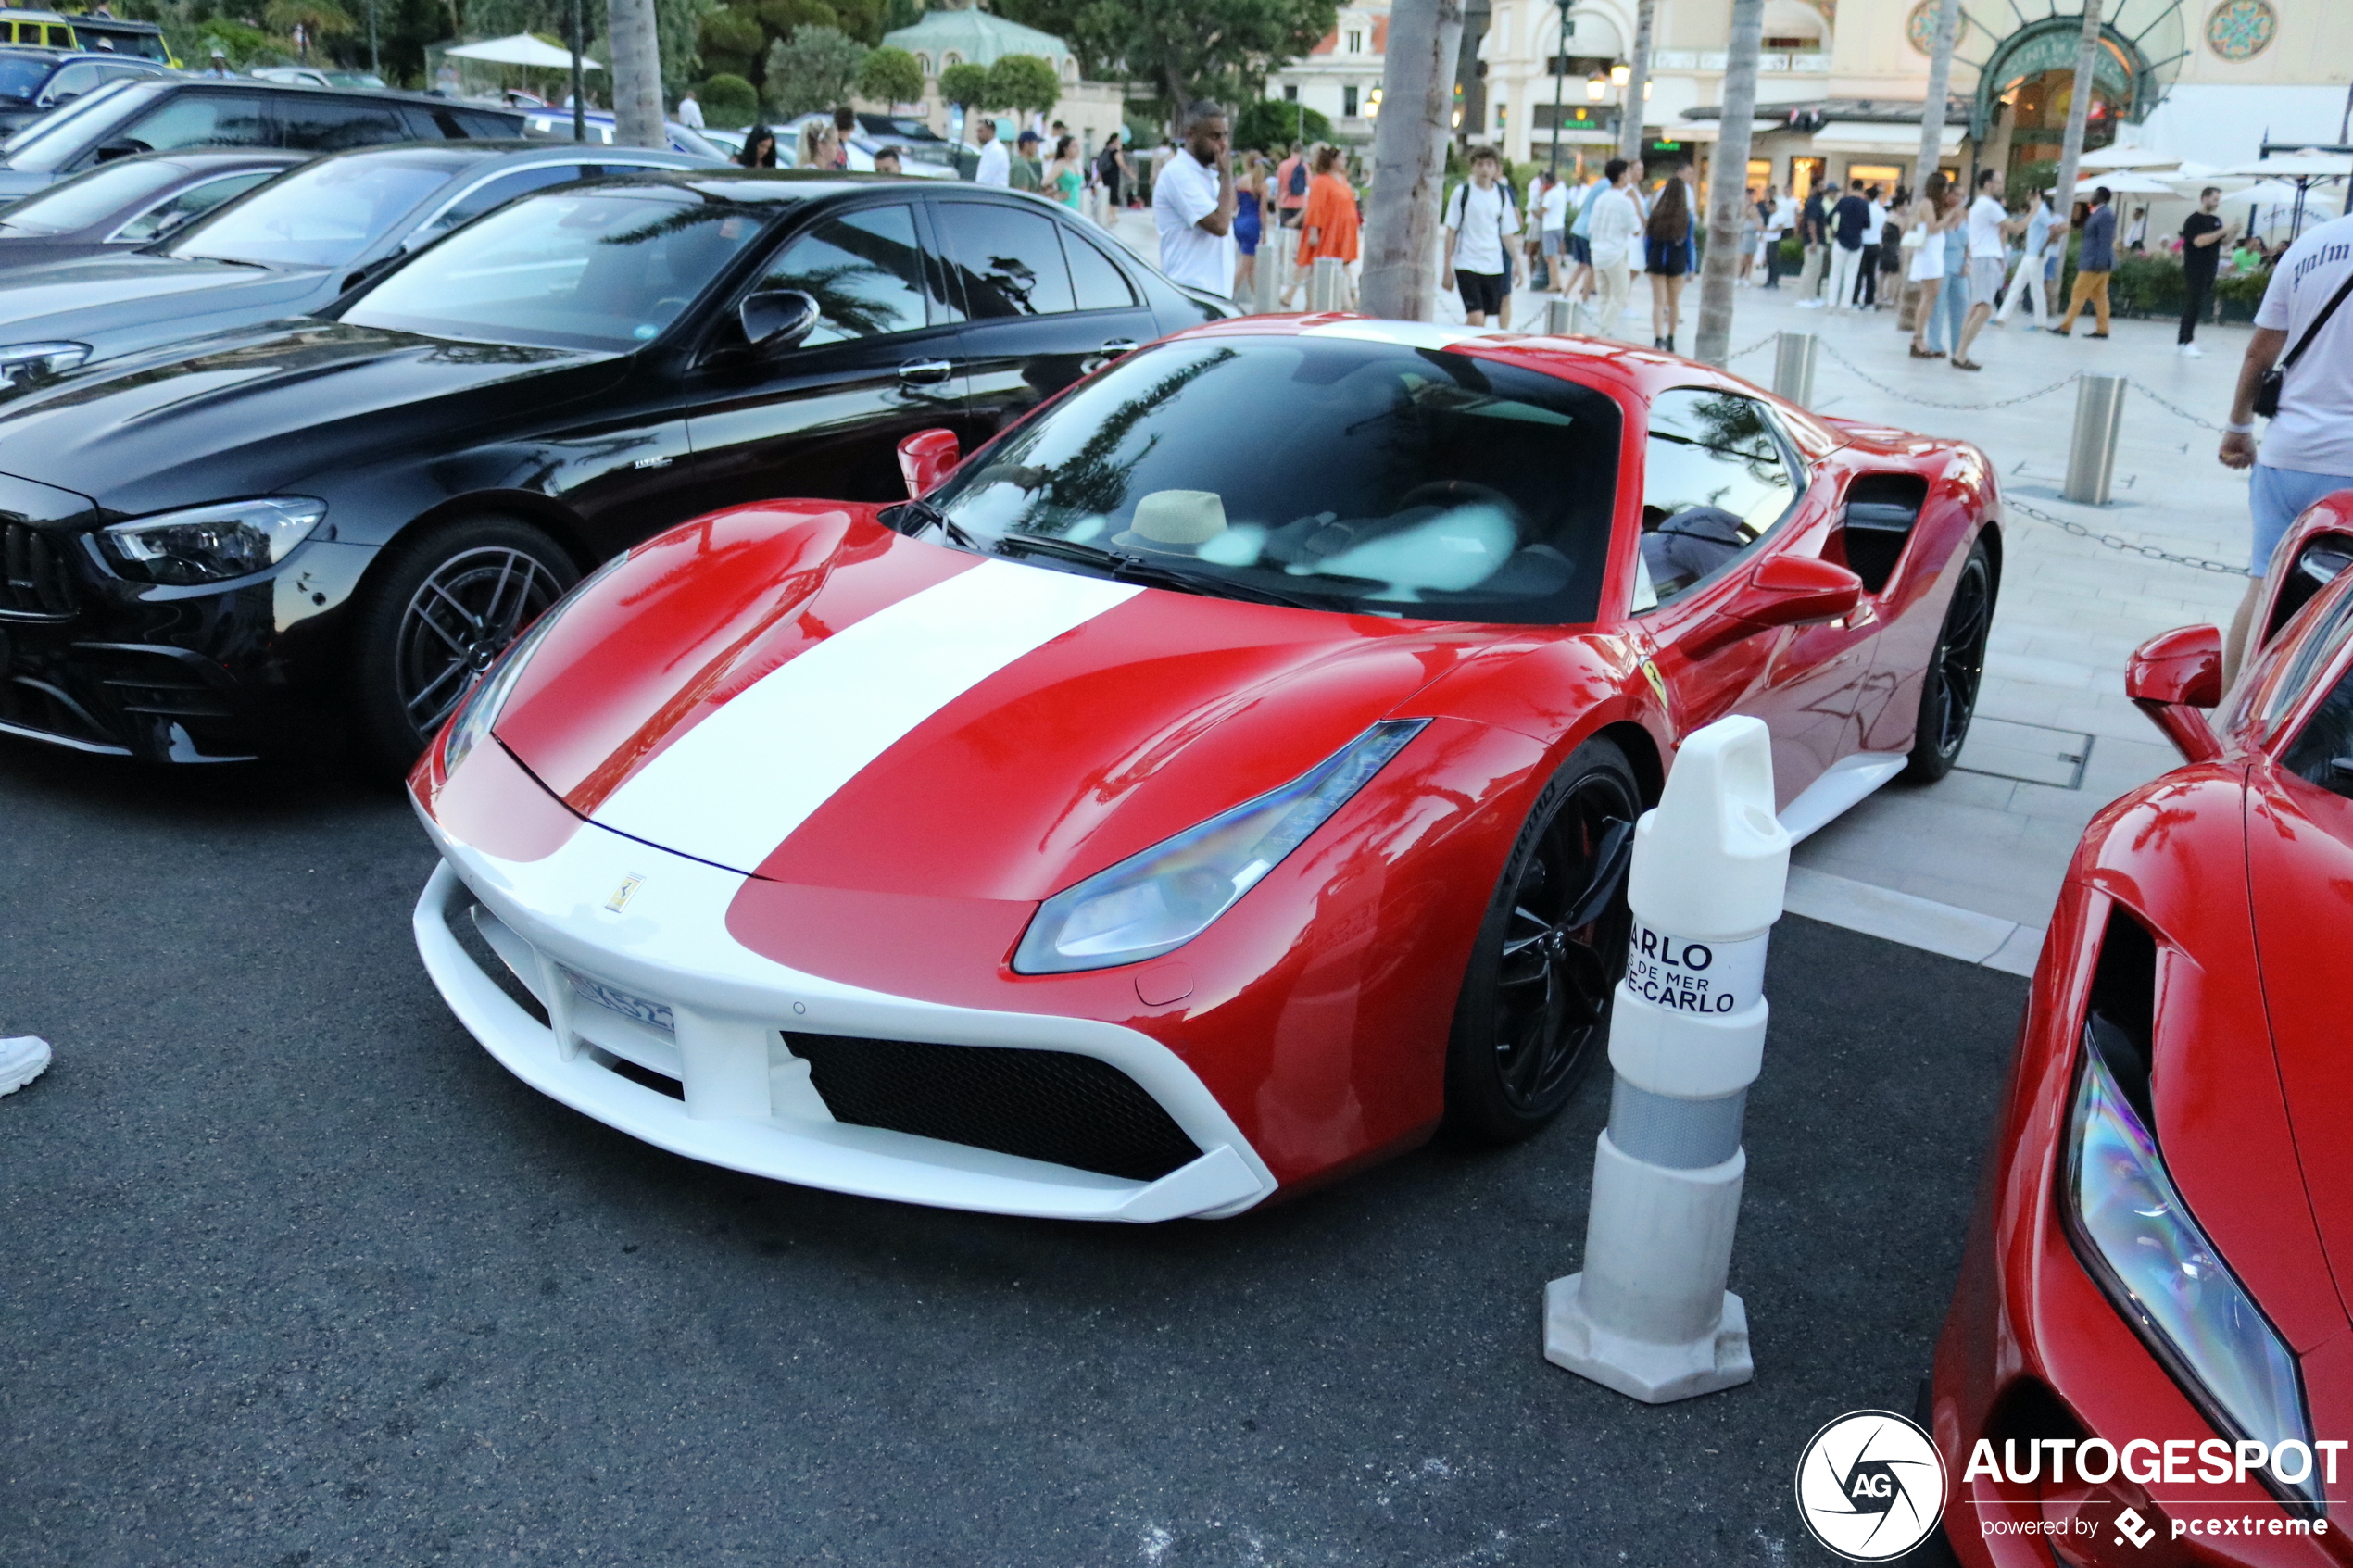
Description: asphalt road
xmin=0 ymin=737 xmax=2028 ymax=1567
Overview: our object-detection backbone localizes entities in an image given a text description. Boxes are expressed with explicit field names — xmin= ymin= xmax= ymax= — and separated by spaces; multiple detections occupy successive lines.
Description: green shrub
xmin=697 ymin=7 xmax=764 ymax=81
xmin=1234 ymin=98 xmax=1328 ymax=155
xmin=937 ymin=60 xmax=988 ymax=110
xmin=699 ymin=72 xmax=758 ymax=129
xmin=856 ymin=44 xmax=922 ymax=107
xmin=984 ymin=52 xmax=1057 ymax=116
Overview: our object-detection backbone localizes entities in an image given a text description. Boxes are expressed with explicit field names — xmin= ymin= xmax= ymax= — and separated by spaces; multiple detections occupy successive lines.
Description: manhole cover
xmin=1958 ymin=717 xmax=2091 ymax=788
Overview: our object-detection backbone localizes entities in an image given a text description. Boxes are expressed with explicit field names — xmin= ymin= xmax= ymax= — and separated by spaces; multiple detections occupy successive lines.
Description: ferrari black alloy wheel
xmin=1445 ymin=737 xmax=1641 ymax=1142
xmin=1905 ymin=538 xmax=1994 ymax=783
xmin=352 ymin=516 xmax=579 ymax=774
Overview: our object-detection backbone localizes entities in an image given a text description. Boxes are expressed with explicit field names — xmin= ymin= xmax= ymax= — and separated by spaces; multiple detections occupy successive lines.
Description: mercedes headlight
xmin=437 ymin=549 xmax=628 ymax=776
xmin=1013 ymin=719 xmax=1428 ymax=975
xmin=2065 ymin=1021 xmax=2318 ymax=1506
xmin=103 ymin=497 xmax=325 ymax=586
xmin=0 ymin=341 xmax=89 ymax=388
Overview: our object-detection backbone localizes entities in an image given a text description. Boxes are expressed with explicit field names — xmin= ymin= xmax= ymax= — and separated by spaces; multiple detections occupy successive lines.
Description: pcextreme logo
xmin=1794 ymin=1411 xmax=1946 ymax=1562
xmin=1959 ymin=1436 xmax=2340 ymax=1548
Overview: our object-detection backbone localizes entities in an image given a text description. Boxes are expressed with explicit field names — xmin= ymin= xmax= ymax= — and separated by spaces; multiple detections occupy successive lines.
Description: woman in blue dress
xmin=1232 ymin=150 xmax=1265 ymax=302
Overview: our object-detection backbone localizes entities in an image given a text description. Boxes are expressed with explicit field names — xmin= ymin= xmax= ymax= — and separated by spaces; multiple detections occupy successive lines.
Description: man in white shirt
xmin=2219 ymin=210 xmax=2353 ymax=679
xmin=1151 ymin=99 xmax=1238 ymax=299
xmin=1442 ymin=144 xmax=1522 ymax=328
xmin=1996 ymin=189 xmax=2055 ymax=327
xmin=1539 ymin=171 xmax=1572 ymax=295
xmin=675 ymin=91 xmax=703 ymax=130
xmin=1951 ymin=168 xmax=2014 ymax=370
xmin=1581 ymin=157 xmax=1642 ymax=340
xmin=1762 ymin=187 xmax=1794 ymax=288
xmin=974 ymin=118 xmax=1010 ymax=187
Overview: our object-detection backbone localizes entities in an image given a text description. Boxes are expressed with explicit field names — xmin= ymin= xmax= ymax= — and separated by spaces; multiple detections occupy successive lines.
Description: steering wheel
xmin=1393 ymin=479 xmax=1515 ymax=514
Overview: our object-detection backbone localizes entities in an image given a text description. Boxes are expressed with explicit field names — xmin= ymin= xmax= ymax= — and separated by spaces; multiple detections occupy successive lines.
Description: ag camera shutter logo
xmin=1795 ymin=1410 xmax=1947 ymax=1561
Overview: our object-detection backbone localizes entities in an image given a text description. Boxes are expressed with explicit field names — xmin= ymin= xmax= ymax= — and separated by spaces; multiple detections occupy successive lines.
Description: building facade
xmin=874 ymin=7 xmax=1126 ymax=157
xmin=1401 ymin=0 xmax=2350 ymax=201
xmin=1264 ymin=3 xmax=1394 ymax=146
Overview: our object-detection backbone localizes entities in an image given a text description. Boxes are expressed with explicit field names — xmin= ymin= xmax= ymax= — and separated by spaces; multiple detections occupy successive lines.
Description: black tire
xmin=1443 ymin=738 xmax=1642 ymax=1144
xmin=1903 ymin=539 xmax=1994 ymax=784
xmin=350 ymin=515 xmax=579 ymax=775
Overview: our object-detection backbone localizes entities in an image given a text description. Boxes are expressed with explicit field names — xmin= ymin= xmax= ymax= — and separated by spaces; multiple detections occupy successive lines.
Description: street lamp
xmin=1547 ymin=0 xmax=1571 ymax=176
xmin=1609 ymin=62 xmax=1629 ymax=86
xmin=1586 ymin=75 xmax=1606 ymax=101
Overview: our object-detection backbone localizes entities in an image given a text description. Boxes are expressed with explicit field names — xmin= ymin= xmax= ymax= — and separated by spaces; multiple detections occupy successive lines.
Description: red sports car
xmin=408 ymin=317 xmax=2000 ymax=1221
xmin=1929 ymin=492 xmax=2353 ymax=1561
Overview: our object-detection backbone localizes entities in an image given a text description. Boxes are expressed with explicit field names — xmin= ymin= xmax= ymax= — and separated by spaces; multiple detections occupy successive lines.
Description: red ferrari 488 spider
xmin=409 ymin=316 xmax=2000 ymax=1221
xmin=1928 ymin=492 xmax=2353 ymax=1562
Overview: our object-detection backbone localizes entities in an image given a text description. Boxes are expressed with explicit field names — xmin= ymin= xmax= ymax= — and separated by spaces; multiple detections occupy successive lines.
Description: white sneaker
xmin=1 ymin=1035 xmax=50 ymax=1096
xmin=2179 ymin=343 xmax=2204 ymax=358
xmin=1795 ymin=297 xmax=1825 ymax=308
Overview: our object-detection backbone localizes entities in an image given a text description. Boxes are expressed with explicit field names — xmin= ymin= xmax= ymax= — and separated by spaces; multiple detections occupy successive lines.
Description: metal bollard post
xmin=2062 ymin=373 xmax=2129 ymax=506
xmin=1771 ymin=331 xmax=1818 ymax=408
xmin=1307 ymin=256 xmax=1347 ymax=312
xmin=1257 ymin=226 xmax=1293 ymax=315
xmin=1545 ymin=295 xmax=1576 ymax=336
xmin=1545 ymin=715 xmax=1791 ymax=1403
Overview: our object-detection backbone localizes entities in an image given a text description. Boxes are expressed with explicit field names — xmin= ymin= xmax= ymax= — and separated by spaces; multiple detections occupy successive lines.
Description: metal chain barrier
xmin=2125 ymin=378 xmax=2226 ymax=433
xmin=1812 ymin=339 xmax=2083 ymax=412
xmin=2009 ymin=496 xmax=2253 ymax=577
xmin=1726 ymin=335 xmax=1775 ymax=362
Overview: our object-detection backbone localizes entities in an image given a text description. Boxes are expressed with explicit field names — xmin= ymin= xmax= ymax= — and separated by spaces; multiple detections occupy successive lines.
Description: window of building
xmin=1345 ymin=28 xmax=1363 ymax=52
xmin=915 ymin=52 xmax=932 ymax=74
xmin=1283 ymin=83 xmax=1298 ymax=103
xmin=1343 ymin=84 xmax=1359 ymax=117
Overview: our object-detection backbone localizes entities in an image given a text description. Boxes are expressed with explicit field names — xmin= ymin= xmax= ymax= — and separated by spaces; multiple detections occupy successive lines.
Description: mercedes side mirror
xmin=93 ymin=140 xmax=141 ymax=163
xmin=1684 ymin=555 xmax=1864 ymax=658
xmin=896 ymin=427 xmax=959 ymax=498
xmin=738 ymin=288 xmax=819 ymax=355
xmin=2125 ymin=624 xmax=2222 ymax=762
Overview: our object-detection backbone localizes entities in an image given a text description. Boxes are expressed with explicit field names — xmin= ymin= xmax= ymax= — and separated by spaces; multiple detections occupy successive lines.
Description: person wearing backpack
xmin=2218 ymin=208 xmax=2353 ymax=683
xmin=1275 ymin=142 xmax=1311 ymax=227
xmin=1441 ymin=144 xmax=1523 ymax=328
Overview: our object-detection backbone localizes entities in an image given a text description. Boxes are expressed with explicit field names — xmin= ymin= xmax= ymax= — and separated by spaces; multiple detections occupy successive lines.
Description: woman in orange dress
xmin=1290 ymin=145 xmax=1359 ymax=307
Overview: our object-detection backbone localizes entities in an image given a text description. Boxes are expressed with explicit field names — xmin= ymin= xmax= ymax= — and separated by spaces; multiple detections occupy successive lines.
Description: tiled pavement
xmin=1104 ymin=212 xmax=2259 ymax=972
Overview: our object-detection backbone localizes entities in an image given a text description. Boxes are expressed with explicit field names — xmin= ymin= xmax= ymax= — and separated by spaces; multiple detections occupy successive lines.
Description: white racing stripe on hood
xmin=590 ymin=557 xmax=1144 ymax=873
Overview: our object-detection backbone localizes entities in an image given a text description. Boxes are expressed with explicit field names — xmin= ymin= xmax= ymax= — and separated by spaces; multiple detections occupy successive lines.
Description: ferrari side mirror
xmin=1683 ymin=555 xmax=1862 ymax=659
xmin=896 ymin=427 xmax=959 ymax=499
xmin=2125 ymin=624 xmax=2222 ymax=763
xmin=737 ymin=288 xmax=820 ymax=355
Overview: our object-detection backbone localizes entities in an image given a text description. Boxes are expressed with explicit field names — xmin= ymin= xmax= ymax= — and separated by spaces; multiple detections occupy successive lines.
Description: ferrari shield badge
xmin=605 ymin=874 xmax=644 ymax=913
xmin=1640 ymin=658 xmax=1669 ymax=709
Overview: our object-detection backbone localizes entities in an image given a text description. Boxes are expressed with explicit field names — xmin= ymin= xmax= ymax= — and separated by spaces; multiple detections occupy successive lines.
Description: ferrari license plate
xmin=560 ymin=967 xmax=675 ymax=1033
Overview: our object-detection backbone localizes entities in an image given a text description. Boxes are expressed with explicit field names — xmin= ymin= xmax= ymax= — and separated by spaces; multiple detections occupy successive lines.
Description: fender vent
xmin=786 ymin=1033 xmax=1203 ymax=1183
xmin=1838 ymin=474 xmax=1930 ymax=596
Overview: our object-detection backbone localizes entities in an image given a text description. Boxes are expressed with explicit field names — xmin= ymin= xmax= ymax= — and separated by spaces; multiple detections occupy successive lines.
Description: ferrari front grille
xmin=786 ymin=1033 xmax=1204 ymax=1183
xmin=1 ymin=521 xmax=77 ymax=620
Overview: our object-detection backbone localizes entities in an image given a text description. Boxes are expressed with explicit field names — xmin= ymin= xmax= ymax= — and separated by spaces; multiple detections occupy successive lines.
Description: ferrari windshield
xmin=166 ymin=152 xmax=457 ymax=269
xmin=340 ymin=188 xmax=775 ymax=352
xmin=925 ymin=332 xmax=1622 ymax=623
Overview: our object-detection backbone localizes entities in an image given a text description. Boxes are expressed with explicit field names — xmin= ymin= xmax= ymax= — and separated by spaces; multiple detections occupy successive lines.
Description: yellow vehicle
xmin=63 ymin=12 xmax=175 ymax=65
xmin=0 ymin=7 xmax=76 ymax=47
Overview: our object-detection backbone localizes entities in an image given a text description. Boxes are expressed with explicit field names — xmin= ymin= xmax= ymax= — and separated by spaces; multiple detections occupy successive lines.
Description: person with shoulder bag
xmin=2217 ymin=209 xmax=2353 ymax=683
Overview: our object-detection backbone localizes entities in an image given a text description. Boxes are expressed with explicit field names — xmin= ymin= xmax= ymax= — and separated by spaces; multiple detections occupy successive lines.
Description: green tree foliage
xmin=699 ymin=70 xmax=759 ymax=126
xmin=937 ymin=59 xmax=988 ymax=110
xmin=698 ymin=6 xmax=764 ymax=78
xmin=1000 ymin=0 xmax=1333 ymax=108
xmin=857 ymin=44 xmax=923 ymax=107
xmin=1232 ymin=97 xmax=1328 ymax=154
xmin=762 ymin=23 xmax=865 ymax=118
xmin=983 ymin=51 xmax=1057 ymax=116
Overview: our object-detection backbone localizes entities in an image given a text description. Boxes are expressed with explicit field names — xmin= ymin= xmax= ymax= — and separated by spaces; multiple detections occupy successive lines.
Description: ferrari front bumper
xmin=411 ymin=817 xmax=1279 ymax=1223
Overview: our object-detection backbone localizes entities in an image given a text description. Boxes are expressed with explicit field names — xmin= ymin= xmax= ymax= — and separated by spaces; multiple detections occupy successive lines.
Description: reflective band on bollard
xmin=2063 ymin=373 xmax=2128 ymax=506
xmin=1545 ymin=715 xmax=1792 ymax=1403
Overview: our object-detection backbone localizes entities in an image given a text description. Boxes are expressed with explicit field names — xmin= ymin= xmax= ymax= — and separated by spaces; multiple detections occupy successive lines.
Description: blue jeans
xmin=2251 ymin=464 xmax=2353 ymax=575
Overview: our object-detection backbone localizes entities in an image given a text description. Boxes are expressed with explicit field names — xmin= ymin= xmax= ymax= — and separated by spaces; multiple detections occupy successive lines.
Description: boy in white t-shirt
xmin=1441 ymin=144 xmax=1523 ymax=327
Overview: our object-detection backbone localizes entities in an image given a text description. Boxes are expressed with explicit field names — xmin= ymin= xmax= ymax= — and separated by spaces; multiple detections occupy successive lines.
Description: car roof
xmin=136 ymin=76 xmax=525 ymax=114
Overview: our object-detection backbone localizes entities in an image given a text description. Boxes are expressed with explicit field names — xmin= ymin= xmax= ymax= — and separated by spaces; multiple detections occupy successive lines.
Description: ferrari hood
xmin=492 ymin=509 xmax=1487 ymax=899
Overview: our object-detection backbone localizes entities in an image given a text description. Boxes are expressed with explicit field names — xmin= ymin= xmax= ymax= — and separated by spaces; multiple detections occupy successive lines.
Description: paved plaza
xmin=1115 ymin=213 xmax=2256 ymax=973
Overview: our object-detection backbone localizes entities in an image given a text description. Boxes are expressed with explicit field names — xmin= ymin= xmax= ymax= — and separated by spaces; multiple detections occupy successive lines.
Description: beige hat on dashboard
xmin=1113 ymin=489 xmax=1227 ymax=554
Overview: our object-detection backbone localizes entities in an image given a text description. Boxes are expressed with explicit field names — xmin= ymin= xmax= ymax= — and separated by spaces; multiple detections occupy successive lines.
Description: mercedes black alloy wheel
xmin=1445 ymin=738 xmax=1642 ymax=1141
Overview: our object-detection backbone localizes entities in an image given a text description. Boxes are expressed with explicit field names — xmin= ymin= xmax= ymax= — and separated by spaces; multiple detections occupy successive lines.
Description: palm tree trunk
xmin=2052 ymin=0 xmax=2106 ymax=228
xmin=1915 ymin=0 xmax=1959 ymax=192
xmin=1359 ymin=0 xmax=1465 ymax=320
xmin=1617 ymin=0 xmax=1654 ymax=164
xmin=605 ymin=0 xmax=665 ymax=148
xmin=1693 ymin=0 xmax=1764 ymax=366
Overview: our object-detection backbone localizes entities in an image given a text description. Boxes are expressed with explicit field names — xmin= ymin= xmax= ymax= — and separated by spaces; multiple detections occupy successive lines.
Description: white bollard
xmin=1545 ymin=295 xmax=1576 ymax=336
xmin=1307 ymin=256 xmax=1348 ymax=312
xmin=1544 ymin=715 xmax=1791 ymax=1403
xmin=1257 ymin=226 xmax=1295 ymax=315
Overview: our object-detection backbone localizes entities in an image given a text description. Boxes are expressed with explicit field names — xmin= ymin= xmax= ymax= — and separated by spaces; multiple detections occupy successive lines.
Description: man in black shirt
xmin=1826 ymin=178 xmax=1872 ymax=312
xmin=2178 ymin=185 xmax=2229 ymax=358
xmin=1795 ymin=186 xmax=1830 ymax=306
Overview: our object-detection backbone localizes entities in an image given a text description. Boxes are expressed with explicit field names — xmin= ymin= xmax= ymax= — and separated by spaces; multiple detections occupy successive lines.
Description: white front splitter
xmin=412 ymin=809 xmax=1277 ymax=1223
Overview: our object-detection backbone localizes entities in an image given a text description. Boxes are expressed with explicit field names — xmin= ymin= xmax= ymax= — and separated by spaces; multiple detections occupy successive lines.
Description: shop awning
xmin=1806 ymin=121 xmax=1964 ymax=155
xmin=1667 ymin=119 xmax=1781 ymax=144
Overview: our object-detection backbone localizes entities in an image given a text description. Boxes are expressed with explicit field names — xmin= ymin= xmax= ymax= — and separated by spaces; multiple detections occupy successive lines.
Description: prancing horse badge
xmin=605 ymin=874 xmax=644 ymax=913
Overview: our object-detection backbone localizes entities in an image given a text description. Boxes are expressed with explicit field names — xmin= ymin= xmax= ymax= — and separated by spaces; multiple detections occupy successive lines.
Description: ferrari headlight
xmin=103 ymin=497 xmax=325 ymax=586
xmin=2065 ymin=1026 xmax=2317 ymax=1504
xmin=0 ymin=340 xmax=88 ymax=388
xmin=1013 ymin=719 xmax=1428 ymax=975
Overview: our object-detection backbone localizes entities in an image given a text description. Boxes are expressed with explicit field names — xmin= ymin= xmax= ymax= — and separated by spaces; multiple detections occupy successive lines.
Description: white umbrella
xmin=2076 ymin=146 xmax=2182 ymax=170
xmin=444 ymin=33 xmax=600 ymax=69
xmin=2210 ymin=151 xmax=2349 ymax=178
xmin=2072 ymin=171 xmax=2181 ymax=196
xmin=2233 ymin=180 xmax=2312 ymax=207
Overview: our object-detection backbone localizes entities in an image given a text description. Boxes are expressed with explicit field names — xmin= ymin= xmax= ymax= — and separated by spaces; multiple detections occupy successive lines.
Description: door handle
xmin=1097 ymin=339 xmax=1138 ymax=356
xmin=898 ymin=358 xmax=954 ymax=384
